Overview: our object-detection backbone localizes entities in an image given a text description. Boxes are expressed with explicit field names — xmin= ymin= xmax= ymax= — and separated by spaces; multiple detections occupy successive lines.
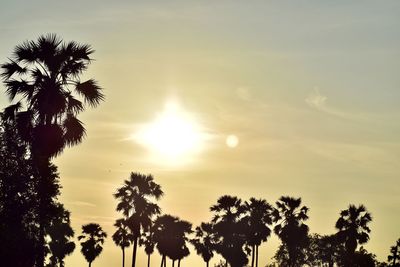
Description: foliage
xmin=78 ymin=223 xmax=107 ymax=266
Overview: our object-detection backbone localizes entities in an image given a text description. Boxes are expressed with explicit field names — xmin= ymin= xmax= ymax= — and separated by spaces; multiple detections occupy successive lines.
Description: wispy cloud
xmin=67 ymin=201 xmax=97 ymax=207
xmin=305 ymin=87 xmax=328 ymax=110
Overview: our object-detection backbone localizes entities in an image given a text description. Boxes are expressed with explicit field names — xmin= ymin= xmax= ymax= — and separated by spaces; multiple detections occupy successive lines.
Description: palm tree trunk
xmin=255 ymin=245 xmax=259 ymax=267
xmin=147 ymin=253 xmax=151 ymax=267
xmin=160 ymin=255 xmax=164 ymax=267
xmin=122 ymin=247 xmax=125 ymax=267
xmin=251 ymin=245 xmax=255 ymax=267
xmin=132 ymin=237 xmax=138 ymax=267
xmin=89 ymin=261 xmax=92 ymax=267
xmin=164 ymin=255 xmax=167 ymax=267
xmin=172 ymin=260 xmax=175 ymax=267
xmin=225 ymin=260 xmax=228 ymax=267
xmin=178 ymin=259 xmax=181 ymax=267
xmin=206 ymin=260 xmax=209 ymax=267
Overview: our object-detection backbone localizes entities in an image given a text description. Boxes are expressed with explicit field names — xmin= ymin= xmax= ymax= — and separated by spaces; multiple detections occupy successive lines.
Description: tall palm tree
xmin=191 ymin=222 xmax=215 ymax=267
xmin=114 ymin=172 xmax=163 ymax=267
xmin=243 ymin=198 xmax=276 ymax=267
xmin=153 ymin=215 xmax=192 ymax=267
xmin=78 ymin=223 xmax=107 ymax=267
xmin=335 ymin=204 xmax=372 ymax=267
xmin=1 ymin=33 xmax=104 ymax=267
xmin=210 ymin=195 xmax=248 ymax=267
xmin=388 ymin=239 xmax=400 ymax=267
xmin=139 ymin=223 xmax=156 ymax=267
xmin=274 ymin=196 xmax=309 ymax=267
xmin=112 ymin=219 xmax=132 ymax=267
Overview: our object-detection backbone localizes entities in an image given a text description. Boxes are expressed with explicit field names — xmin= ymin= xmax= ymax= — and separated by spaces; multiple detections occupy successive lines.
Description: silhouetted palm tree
xmin=46 ymin=204 xmax=75 ymax=267
xmin=274 ymin=196 xmax=309 ymax=267
xmin=388 ymin=239 xmax=400 ymax=266
xmin=153 ymin=215 xmax=192 ymax=267
xmin=1 ymin=33 xmax=104 ymax=267
xmin=191 ymin=222 xmax=215 ymax=267
xmin=139 ymin=223 xmax=156 ymax=267
xmin=244 ymin=198 xmax=275 ymax=267
xmin=78 ymin=223 xmax=107 ymax=267
xmin=210 ymin=195 xmax=248 ymax=267
xmin=114 ymin=172 xmax=163 ymax=267
xmin=112 ymin=219 xmax=132 ymax=267
xmin=335 ymin=204 xmax=372 ymax=267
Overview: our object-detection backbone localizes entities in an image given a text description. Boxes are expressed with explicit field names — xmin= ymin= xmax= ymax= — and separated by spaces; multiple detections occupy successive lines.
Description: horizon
xmin=1 ymin=1 xmax=399 ymax=266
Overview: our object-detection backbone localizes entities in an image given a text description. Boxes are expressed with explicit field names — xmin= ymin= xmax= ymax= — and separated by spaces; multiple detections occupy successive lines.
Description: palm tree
xmin=243 ymin=198 xmax=275 ymax=267
xmin=191 ymin=222 xmax=215 ymax=267
xmin=112 ymin=219 xmax=132 ymax=267
xmin=274 ymin=196 xmax=309 ymax=267
xmin=114 ymin=172 xmax=163 ymax=267
xmin=153 ymin=215 xmax=192 ymax=267
xmin=139 ymin=223 xmax=156 ymax=267
xmin=1 ymin=33 xmax=104 ymax=267
xmin=78 ymin=223 xmax=107 ymax=267
xmin=335 ymin=204 xmax=372 ymax=267
xmin=388 ymin=239 xmax=400 ymax=267
xmin=210 ymin=195 xmax=248 ymax=267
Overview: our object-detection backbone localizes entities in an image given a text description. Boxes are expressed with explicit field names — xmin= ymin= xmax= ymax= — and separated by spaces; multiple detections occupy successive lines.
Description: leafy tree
xmin=153 ymin=215 xmax=192 ymax=267
xmin=112 ymin=218 xmax=132 ymax=267
xmin=210 ymin=195 xmax=248 ymax=267
xmin=335 ymin=204 xmax=372 ymax=266
xmin=0 ymin=115 xmax=37 ymax=267
xmin=388 ymin=239 xmax=400 ymax=267
xmin=46 ymin=204 xmax=75 ymax=267
xmin=1 ymin=33 xmax=104 ymax=267
xmin=191 ymin=222 xmax=215 ymax=267
xmin=243 ymin=198 xmax=275 ymax=267
xmin=274 ymin=196 xmax=309 ymax=267
xmin=78 ymin=223 xmax=107 ymax=267
xmin=114 ymin=172 xmax=163 ymax=267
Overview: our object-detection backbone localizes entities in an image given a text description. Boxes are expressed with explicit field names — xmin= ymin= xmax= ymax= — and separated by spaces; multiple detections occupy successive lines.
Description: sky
xmin=1 ymin=0 xmax=400 ymax=266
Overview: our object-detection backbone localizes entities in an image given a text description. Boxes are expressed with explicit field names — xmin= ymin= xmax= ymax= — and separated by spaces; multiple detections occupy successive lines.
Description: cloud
xmin=68 ymin=201 xmax=97 ymax=207
xmin=305 ymin=88 xmax=327 ymax=110
xmin=236 ymin=87 xmax=252 ymax=101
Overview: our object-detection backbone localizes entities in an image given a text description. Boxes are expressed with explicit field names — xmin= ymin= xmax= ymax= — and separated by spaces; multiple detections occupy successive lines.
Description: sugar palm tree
xmin=191 ymin=222 xmax=215 ymax=267
xmin=153 ymin=215 xmax=192 ymax=267
xmin=210 ymin=195 xmax=248 ymax=267
xmin=114 ymin=172 xmax=163 ymax=267
xmin=274 ymin=196 xmax=309 ymax=267
xmin=244 ymin=198 xmax=276 ymax=267
xmin=335 ymin=204 xmax=372 ymax=266
xmin=388 ymin=239 xmax=400 ymax=267
xmin=1 ymin=33 xmax=104 ymax=267
xmin=112 ymin=219 xmax=132 ymax=267
xmin=139 ymin=223 xmax=156 ymax=267
xmin=78 ymin=223 xmax=107 ymax=267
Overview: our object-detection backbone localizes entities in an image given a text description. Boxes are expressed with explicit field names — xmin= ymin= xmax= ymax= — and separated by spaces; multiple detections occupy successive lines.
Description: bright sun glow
xmin=134 ymin=100 xmax=205 ymax=164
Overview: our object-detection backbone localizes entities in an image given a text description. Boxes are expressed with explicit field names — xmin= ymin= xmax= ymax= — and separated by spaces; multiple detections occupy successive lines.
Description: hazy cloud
xmin=305 ymin=88 xmax=327 ymax=110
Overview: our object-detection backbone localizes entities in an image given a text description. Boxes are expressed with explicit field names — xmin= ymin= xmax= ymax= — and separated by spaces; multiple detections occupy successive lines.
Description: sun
xmin=133 ymin=100 xmax=205 ymax=164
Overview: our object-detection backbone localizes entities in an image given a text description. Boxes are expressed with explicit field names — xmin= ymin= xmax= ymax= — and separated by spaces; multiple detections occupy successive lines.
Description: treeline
xmin=0 ymin=34 xmax=399 ymax=267
xmin=108 ymin=172 xmax=399 ymax=267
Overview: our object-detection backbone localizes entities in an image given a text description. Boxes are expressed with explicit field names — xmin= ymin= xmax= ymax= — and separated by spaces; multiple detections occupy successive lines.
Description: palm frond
xmin=63 ymin=114 xmax=86 ymax=147
xmin=0 ymin=59 xmax=27 ymax=79
xmin=75 ymin=79 xmax=105 ymax=107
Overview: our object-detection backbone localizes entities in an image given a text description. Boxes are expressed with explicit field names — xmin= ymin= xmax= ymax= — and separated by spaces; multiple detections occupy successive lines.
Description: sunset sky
xmin=1 ymin=1 xmax=400 ymax=266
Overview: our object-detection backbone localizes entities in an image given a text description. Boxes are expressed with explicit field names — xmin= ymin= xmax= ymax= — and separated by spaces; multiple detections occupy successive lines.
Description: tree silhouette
xmin=78 ymin=223 xmax=107 ymax=267
xmin=243 ymin=198 xmax=275 ymax=267
xmin=153 ymin=214 xmax=192 ymax=267
xmin=46 ymin=204 xmax=75 ymax=267
xmin=191 ymin=222 xmax=215 ymax=267
xmin=114 ymin=172 xmax=163 ymax=267
xmin=139 ymin=222 xmax=156 ymax=267
xmin=274 ymin=196 xmax=309 ymax=267
xmin=210 ymin=195 xmax=248 ymax=267
xmin=1 ymin=33 xmax=104 ymax=267
xmin=335 ymin=204 xmax=372 ymax=266
xmin=112 ymin=218 xmax=132 ymax=267
xmin=388 ymin=239 xmax=400 ymax=267
xmin=0 ymin=115 xmax=37 ymax=266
